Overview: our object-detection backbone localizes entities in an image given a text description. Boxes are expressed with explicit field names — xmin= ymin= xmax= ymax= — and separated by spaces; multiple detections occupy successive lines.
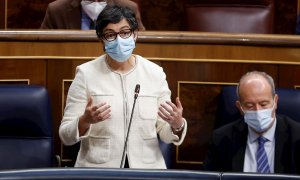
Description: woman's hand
xmin=79 ymin=97 xmax=111 ymax=135
xmin=158 ymin=97 xmax=184 ymax=131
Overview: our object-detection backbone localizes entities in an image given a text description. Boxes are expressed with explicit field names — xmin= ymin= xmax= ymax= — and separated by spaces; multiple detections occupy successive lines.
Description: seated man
xmin=40 ymin=0 xmax=145 ymax=30
xmin=203 ymin=71 xmax=300 ymax=174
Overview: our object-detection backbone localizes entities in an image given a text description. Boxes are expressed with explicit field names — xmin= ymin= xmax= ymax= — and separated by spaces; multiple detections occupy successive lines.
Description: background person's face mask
xmin=81 ymin=1 xmax=107 ymax=21
xmin=242 ymin=102 xmax=275 ymax=133
xmin=104 ymin=36 xmax=136 ymax=62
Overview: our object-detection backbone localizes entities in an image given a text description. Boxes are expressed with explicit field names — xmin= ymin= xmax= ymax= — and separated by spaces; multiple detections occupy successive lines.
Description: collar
xmin=248 ymin=117 xmax=277 ymax=143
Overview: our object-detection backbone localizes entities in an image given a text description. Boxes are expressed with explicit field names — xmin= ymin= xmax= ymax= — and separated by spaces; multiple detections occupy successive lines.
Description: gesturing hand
xmin=158 ymin=97 xmax=184 ymax=130
xmin=79 ymin=97 xmax=111 ymax=135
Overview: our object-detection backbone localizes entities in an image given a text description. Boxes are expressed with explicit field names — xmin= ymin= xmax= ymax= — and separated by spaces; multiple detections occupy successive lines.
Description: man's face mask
xmin=241 ymin=100 xmax=275 ymax=133
xmin=81 ymin=1 xmax=107 ymax=21
xmin=104 ymin=36 xmax=136 ymax=62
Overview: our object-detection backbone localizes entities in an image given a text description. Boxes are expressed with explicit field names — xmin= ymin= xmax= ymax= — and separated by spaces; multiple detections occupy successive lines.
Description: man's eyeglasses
xmin=102 ymin=29 xmax=133 ymax=42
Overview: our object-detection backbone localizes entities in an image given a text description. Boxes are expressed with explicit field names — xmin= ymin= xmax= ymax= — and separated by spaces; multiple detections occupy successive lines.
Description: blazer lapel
xmin=232 ymin=120 xmax=248 ymax=171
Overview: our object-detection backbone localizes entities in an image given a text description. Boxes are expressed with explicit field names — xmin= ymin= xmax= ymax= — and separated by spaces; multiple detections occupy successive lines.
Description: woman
xmin=59 ymin=5 xmax=187 ymax=168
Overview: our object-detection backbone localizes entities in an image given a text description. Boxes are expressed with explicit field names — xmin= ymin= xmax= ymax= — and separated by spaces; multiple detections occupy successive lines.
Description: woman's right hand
xmin=78 ymin=97 xmax=111 ymax=135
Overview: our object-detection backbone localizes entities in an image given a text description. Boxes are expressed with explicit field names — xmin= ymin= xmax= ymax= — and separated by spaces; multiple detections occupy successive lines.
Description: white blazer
xmin=59 ymin=54 xmax=187 ymax=168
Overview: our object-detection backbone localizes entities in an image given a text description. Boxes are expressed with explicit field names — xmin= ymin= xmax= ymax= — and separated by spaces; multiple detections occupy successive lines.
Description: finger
xmin=160 ymin=101 xmax=173 ymax=112
xmin=95 ymin=104 xmax=110 ymax=115
xmin=160 ymin=103 xmax=173 ymax=114
xmin=160 ymin=112 xmax=176 ymax=126
xmin=158 ymin=111 xmax=173 ymax=124
xmin=101 ymin=110 xmax=112 ymax=121
xmin=158 ymin=111 xmax=168 ymax=120
xmin=165 ymin=101 xmax=177 ymax=111
xmin=175 ymin=97 xmax=183 ymax=109
xmin=101 ymin=113 xmax=111 ymax=121
xmin=100 ymin=107 xmax=111 ymax=118
xmin=95 ymin=106 xmax=111 ymax=121
xmin=94 ymin=104 xmax=110 ymax=118
xmin=98 ymin=104 xmax=110 ymax=113
xmin=93 ymin=102 xmax=106 ymax=112
xmin=86 ymin=96 xmax=93 ymax=108
xmin=159 ymin=106 xmax=172 ymax=117
xmin=96 ymin=102 xmax=107 ymax=109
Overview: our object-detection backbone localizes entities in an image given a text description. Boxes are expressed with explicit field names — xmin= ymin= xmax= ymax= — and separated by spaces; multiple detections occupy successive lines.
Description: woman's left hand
xmin=158 ymin=97 xmax=184 ymax=130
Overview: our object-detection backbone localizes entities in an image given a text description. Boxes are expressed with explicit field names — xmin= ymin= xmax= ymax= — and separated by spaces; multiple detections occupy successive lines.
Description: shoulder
xmin=136 ymin=55 xmax=160 ymax=66
xmin=77 ymin=56 xmax=106 ymax=73
xmin=135 ymin=55 xmax=166 ymax=79
xmin=276 ymin=114 xmax=300 ymax=140
xmin=213 ymin=118 xmax=246 ymax=137
xmin=136 ymin=55 xmax=163 ymax=71
xmin=47 ymin=0 xmax=78 ymax=10
xmin=277 ymin=114 xmax=300 ymax=131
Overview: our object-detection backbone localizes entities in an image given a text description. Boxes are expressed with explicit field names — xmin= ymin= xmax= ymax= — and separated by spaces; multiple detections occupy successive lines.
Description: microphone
xmin=120 ymin=84 xmax=140 ymax=168
xmin=134 ymin=84 xmax=140 ymax=99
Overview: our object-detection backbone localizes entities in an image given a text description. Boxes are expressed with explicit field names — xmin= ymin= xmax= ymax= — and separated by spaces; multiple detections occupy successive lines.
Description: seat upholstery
xmin=184 ymin=0 xmax=274 ymax=33
xmin=215 ymin=85 xmax=300 ymax=129
xmin=0 ymin=85 xmax=54 ymax=170
xmin=158 ymin=137 xmax=174 ymax=169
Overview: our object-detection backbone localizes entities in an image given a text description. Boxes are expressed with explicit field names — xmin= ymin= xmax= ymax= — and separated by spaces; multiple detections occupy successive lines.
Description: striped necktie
xmin=256 ymin=136 xmax=270 ymax=173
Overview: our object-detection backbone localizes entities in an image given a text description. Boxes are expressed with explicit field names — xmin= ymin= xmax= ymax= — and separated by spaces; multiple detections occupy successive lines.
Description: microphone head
xmin=135 ymin=84 xmax=140 ymax=94
xmin=134 ymin=84 xmax=140 ymax=99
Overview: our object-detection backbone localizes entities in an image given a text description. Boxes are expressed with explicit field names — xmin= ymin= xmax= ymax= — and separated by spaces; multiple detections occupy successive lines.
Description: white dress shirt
xmin=243 ymin=118 xmax=276 ymax=173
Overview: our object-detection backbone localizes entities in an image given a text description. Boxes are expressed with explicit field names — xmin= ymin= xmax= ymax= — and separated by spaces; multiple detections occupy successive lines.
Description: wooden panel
xmin=0 ymin=59 xmax=46 ymax=85
xmin=0 ymin=41 xmax=101 ymax=56
xmin=60 ymin=80 xmax=79 ymax=167
xmin=278 ymin=65 xmax=300 ymax=88
xmin=0 ymin=79 xmax=29 ymax=85
xmin=176 ymin=83 xmax=236 ymax=168
xmin=298 ymin=0 xmax=300 ymax=14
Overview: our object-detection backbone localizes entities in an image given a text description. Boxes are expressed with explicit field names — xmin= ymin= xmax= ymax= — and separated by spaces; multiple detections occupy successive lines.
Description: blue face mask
xmin=104 ymin=36 xmax=136 ymax=62
xmin=242 ymin=103 xmax=275 ymax=133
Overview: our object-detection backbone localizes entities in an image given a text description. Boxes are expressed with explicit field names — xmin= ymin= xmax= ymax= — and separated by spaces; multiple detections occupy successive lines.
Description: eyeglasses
xmin=102 ymin=29 xmax=133 ymax=42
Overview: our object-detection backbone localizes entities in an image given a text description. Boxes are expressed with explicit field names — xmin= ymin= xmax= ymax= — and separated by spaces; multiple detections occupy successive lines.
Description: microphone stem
xmin=120 ymin=96 xmax=138 ymax=168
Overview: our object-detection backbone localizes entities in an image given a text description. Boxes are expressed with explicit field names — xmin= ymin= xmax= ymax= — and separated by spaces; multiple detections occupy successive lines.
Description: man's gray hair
xmin=236 ymin=71 xmax=276 ymax=99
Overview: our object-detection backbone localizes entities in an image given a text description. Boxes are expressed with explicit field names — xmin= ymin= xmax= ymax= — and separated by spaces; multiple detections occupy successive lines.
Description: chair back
xmin=159 ymin=137 xmax=173 ymax=169
xmin=0 ymin=85 xmax=54 ymax=169
xmin=184 ymin=0 xmax=274 ymax=33
xmin=215 ymin=85 xmax=300 ymax=129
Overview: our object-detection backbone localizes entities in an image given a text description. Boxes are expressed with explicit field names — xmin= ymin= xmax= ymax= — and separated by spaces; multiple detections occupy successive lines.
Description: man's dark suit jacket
xmin=40 ymin=0 xmax=145 ymax=30
xmin=203 ymin=114 xmax=300 ymax=175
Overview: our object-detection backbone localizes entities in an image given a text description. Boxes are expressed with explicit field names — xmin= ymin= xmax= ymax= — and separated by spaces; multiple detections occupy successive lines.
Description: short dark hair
xmin=95 ymin=5 xmax=138 ymax=39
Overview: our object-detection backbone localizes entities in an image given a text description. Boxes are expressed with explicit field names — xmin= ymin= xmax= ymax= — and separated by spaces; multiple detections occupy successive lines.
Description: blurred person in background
xmin=41 ymin=0 xmax=145 ymax=30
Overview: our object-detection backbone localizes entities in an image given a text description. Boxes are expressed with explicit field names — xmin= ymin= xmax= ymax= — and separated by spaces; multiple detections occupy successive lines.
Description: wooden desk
xmin=1 ymin=30 xmax=300 ymax=169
